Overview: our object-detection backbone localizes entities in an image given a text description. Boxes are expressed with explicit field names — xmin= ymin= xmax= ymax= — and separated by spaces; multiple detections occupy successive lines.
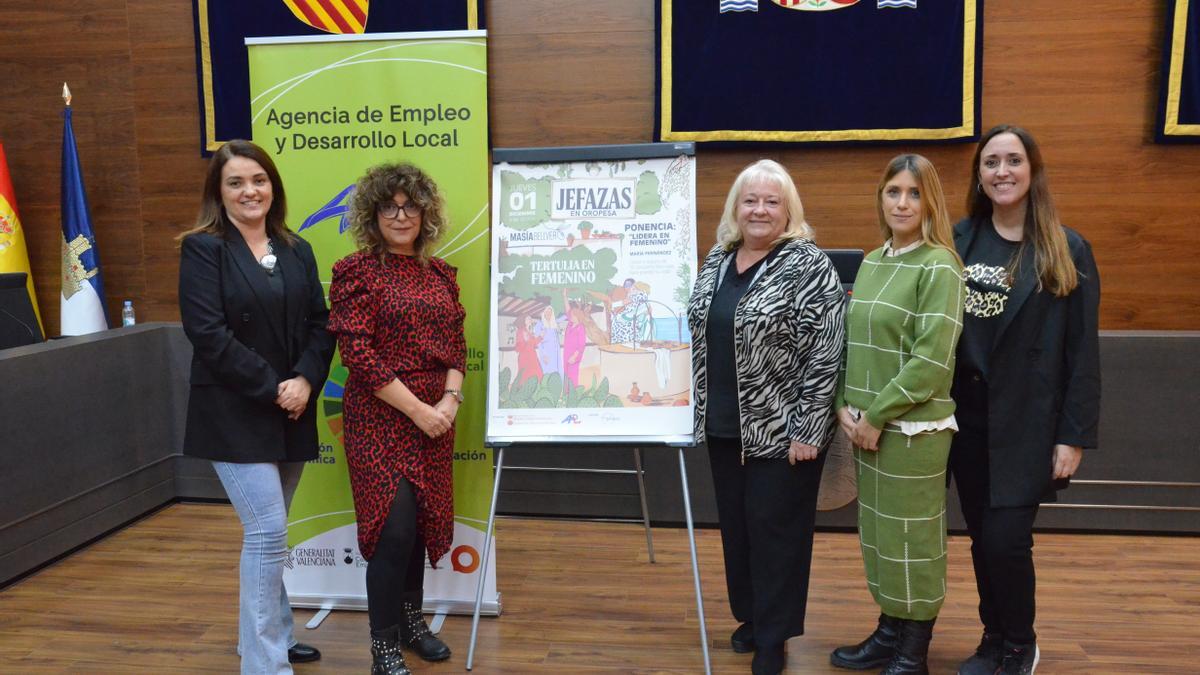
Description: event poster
xmin=248 ymin=31 xmax=497 ymax=613
xmin=486 ymin=149 xmax=696 ymax=443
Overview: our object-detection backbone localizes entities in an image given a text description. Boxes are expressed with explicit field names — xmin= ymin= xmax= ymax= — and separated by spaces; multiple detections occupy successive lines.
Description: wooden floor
xmin=1 ymin=504 xmax=1197 ymax=674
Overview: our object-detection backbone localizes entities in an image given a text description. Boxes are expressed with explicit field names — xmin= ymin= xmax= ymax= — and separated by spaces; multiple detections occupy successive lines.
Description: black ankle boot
xmin=370 ymin=626 xmax=411 ymax=675
xmin=880 ymin=618 xmax=935 ymax=675
xmin=399 ymin=592 xmax=451 ymax=661
xmin=751 ymin=642 xmax=785 ymax=675
xmin=830 ymin=613 xmax=901 ymax=669
xmin=730 ymin=622 xmax=755 ymax=653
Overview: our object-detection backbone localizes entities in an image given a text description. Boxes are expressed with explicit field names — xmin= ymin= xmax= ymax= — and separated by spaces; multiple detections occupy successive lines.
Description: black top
xmin=950 ymin=216 xmax=1101 ymax=506
xmin=704 ymin=246 xmax=778 ymax=439
xmin=263 ymin=262 xmax=287 ymax=341
xmin=959 ymin=223 xmax=1020 ymax=381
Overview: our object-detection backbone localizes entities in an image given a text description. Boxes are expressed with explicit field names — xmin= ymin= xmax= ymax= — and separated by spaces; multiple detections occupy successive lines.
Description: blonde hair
xmin=715 ymin=159 xmax=813 ymax=251
xmin=877 ymin=154 xmax=962 ymax=268
xmin=968 ymin=124 xmax=1078 ymax=296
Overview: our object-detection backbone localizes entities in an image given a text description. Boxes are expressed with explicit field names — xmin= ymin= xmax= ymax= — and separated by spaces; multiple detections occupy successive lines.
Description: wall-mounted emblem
xmin=773 ymin=0 xmax=860 ymax=11
xmin=720 ymin=0 xmax=916 ymax=14
xmin=283 ymin=0 xmax=368 ymax=34
xmin=719 ymin=0 xmax=759 ymax=12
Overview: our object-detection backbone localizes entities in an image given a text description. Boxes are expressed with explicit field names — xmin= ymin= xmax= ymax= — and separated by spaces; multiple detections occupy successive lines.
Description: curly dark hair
xmin=347 ymin=162 xmax=447 ymax=264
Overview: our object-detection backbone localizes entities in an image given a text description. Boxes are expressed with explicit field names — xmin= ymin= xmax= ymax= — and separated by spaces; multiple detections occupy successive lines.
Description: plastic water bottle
xmin=122 ymin=300 xmax=136 ymax=327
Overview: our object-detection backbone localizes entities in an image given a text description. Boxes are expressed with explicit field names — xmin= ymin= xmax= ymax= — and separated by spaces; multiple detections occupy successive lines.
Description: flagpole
xmin=59 ymin=81 xmax=109 ymax=335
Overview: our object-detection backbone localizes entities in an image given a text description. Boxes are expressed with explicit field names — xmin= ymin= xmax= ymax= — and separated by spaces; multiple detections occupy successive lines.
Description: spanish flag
xmin=0 ymin=142 xmax=43 ymax=330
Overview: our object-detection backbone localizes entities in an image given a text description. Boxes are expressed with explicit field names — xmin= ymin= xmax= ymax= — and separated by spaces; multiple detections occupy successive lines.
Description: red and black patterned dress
xmin=327 ymin=251 xmax=466 ymax=565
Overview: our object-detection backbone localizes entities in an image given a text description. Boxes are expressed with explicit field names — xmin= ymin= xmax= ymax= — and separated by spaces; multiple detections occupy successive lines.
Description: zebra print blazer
xmin=687 ymin=239 xmax=845 ymax=459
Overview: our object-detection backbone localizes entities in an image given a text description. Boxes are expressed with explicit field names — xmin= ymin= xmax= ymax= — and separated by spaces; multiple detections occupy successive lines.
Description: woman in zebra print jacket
xmin=687 ymin=159 xmax=846 ymax=675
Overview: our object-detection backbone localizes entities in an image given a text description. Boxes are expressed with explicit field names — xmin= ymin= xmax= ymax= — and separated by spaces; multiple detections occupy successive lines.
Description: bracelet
xmin=443 ymin=388 xmax=464 ymax=404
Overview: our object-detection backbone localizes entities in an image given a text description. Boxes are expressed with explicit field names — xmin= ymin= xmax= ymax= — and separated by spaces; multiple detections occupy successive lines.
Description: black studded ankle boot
xmin=830 ymin=613 xmax=902 ymax=669
xmin=399 ymin=591 xmax=451 ymax=662
xmin=880 ymin=617 xmax=936 ymax=675
xmin=370 ymin=626 xmax=411 ymax=675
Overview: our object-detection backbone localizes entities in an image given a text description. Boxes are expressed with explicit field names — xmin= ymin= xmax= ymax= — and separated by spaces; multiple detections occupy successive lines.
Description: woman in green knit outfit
xmin=831 ymin=155 xmax=964 ymax=675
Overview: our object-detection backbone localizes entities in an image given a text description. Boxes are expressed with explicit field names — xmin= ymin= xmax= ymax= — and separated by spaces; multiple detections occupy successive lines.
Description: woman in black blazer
xmin=950 ymin=125 xmax=1100 ymax=675
xmin=178 ymin=140 xmax=334 ymax=674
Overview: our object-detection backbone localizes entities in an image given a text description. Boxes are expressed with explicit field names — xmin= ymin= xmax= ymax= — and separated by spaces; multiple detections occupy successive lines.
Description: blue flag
xmin=1157 ymin=0 xmax=1200 ymax=142
xmin=60 ymin=106 xmax=108 ymax=335
xmin=657 ymin=0 xmax=982 ymax=144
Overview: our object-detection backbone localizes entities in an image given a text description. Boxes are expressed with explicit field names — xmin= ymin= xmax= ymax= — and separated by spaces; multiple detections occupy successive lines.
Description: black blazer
xmin=179 ymin=227 xmax=334 ymax=463
xmin=951 ymin=216 xmax=1101 ymax=507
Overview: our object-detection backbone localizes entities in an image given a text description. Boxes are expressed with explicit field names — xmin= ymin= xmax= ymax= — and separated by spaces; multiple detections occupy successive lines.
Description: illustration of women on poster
xmin=534 ymin=306 xmax=562 ymax=378
xmin=514 ymin=314 xmax=542 ymax=384
xmin=562 ymin=302 xmax=587 ymax=389
xmin=611 ymin=281 xmax=653 ymax=346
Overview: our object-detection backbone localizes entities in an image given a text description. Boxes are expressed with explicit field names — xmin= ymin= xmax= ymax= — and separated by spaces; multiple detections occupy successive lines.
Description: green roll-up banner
xmin=248 ymin=30 xmax=496 ymax=613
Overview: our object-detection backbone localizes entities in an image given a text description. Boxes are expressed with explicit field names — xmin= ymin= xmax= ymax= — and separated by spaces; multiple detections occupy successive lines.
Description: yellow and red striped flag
xmin=283 ymin=0 xmax=368 ymax=34
xmin=0 ymin=142 xmax=43 ymax=330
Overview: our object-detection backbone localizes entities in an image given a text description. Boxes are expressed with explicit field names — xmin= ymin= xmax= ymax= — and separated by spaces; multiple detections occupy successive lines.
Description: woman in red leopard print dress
xmin=328 ymin=163 xmax=465 ymax=675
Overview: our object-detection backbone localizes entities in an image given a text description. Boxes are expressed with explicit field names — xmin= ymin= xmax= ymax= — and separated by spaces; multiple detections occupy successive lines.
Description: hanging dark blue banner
xmin=1157 ymin=0 xmax=1200 ymax=143
xmin=656 ymin=0 xmax=982 ymax=144
xmin=192 ymin=0 xmax=483 ymax=153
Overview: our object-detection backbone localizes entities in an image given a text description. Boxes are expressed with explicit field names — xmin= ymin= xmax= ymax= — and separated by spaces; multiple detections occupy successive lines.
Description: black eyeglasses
xmin=379 ymin=201 xmax=421 ymax=219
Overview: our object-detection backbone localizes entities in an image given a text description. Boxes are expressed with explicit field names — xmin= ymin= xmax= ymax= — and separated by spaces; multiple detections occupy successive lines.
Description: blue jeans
xmin=213 ymin=460 xmax=305 ymax=675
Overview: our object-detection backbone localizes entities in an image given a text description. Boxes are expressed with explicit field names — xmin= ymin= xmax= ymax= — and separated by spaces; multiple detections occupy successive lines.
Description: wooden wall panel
xmin=0 ymin=0 xmax=1196 ymax=331
xmin=487 ymin=2 xmax=655 ymax=149
xmin=0 ymin=2 xmax=147 ymax=334
xmin=485 ymin=0 xmax=1199 ymax=330
xmin=125 ymin=0 xmax=210 ymax=323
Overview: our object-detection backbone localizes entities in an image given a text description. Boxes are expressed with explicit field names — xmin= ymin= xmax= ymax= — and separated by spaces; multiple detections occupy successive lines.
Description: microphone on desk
xmin=0 ymin=272 xmax=44 ymax=348
xmin=0 ymin=305 xmax=40 ymax=346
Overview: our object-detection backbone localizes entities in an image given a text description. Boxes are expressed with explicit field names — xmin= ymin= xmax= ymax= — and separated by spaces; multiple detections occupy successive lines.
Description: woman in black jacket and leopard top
xmin=950 ymin=125 xmax=1100 ymax=675
xmin=687 ymin=159 xmax=846 ymax=675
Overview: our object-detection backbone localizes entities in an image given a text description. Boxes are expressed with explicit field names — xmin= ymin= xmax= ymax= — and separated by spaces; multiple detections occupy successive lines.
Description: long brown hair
xmin=175 ymin=138 xmax=292 ymax=243
xmin=876 ymin=154 xmax=962 ymax=267
xmin=346 ymin=162 xmax=447 ymax=264
xmin=968 ymin=124 xmax=1077 ymax=296
xmin=177 ymin=140 xmax=293 ymax=245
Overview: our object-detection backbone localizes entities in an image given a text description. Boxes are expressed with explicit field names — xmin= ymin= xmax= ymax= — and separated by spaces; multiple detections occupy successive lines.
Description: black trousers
xmin=949 ymin=425 xmax=1039 ymax=645
xmin=366 ymin=478 xmax=427 ymax=631
xmin=707 ymin=435 xmax=826 ymax=648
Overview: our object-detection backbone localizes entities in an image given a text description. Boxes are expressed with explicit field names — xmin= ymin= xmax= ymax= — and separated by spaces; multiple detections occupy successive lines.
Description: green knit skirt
xmin=854 ymin=426 xmax=952 ymax=620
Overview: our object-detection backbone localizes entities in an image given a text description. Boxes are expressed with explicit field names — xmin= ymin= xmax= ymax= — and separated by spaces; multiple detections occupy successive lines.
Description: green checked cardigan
xmin=836 ymin=243 xmax=964 ymax=428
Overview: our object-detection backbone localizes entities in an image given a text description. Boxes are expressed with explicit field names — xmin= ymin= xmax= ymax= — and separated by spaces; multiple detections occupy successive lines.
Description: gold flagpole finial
xmin=62 ymin=83 xmax=72 ymax=107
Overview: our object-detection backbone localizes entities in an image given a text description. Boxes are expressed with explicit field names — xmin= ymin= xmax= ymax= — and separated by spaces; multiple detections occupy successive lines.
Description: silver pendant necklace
xmin=259 ymin=240 xmax=277 ymax=274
